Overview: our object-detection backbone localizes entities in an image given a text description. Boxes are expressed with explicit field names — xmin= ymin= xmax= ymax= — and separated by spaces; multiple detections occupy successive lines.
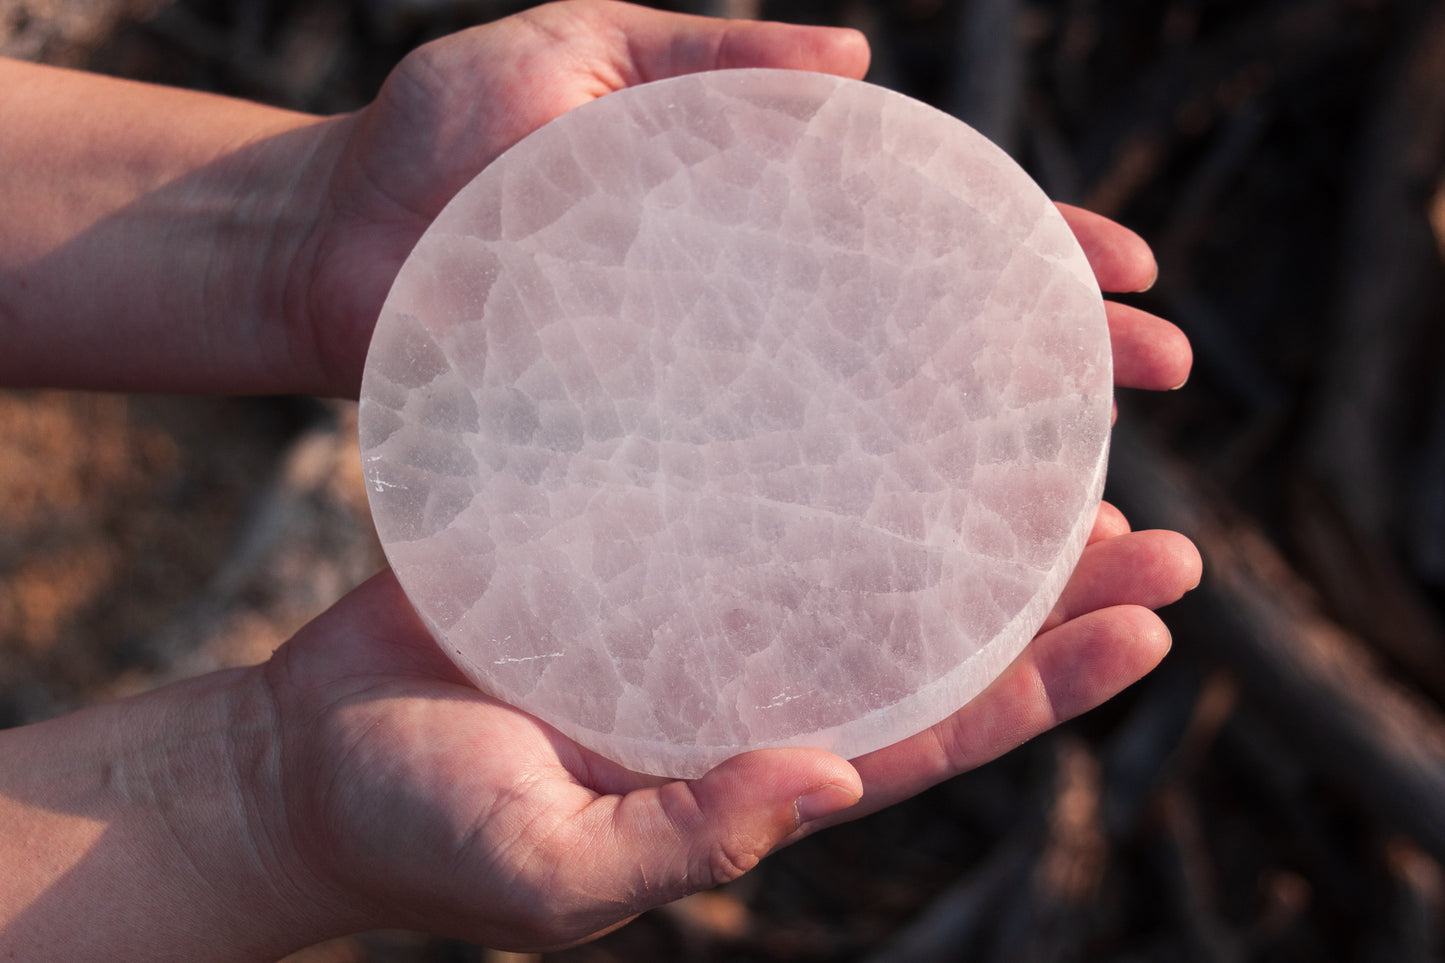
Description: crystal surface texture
xmin=359 ymin=69 xmax=1112 ymax=778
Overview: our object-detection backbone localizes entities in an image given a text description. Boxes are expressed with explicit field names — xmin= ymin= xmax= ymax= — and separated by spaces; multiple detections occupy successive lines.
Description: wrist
xmin=224 ymin=111 xmax=358 ymax=397
xmin=266 ymin=110 xmax=388 ymax=399
xmin=276 ymin=105 xmax=437 ymax=399
xmin=0 ymin=666 xmax=353 ymax=960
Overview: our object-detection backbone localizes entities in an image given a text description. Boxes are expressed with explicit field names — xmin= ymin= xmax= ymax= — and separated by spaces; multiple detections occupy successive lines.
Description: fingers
xmin=1057 ymin=203 xmax=1157 ymax=293
xmin=564 ymin=0 xmax=871 ymax=84
xmin=1055 ymin=204 xmax=1191 ymax=389
xmin=1109 ymin=301 xmax=1192 ymax=391
xmin=841 ymin=604 xmax=1173 ymax=820
xmin=1008 ymin=604 xmax=1173 ymax=745
xmin=1041 ymin=529 xmax=1202 ymax=633
xmin=1088 ymin=500 xmax=1132 ymax=544
xmin=568 ymin=748 xmax=859 ymax=914
xmin=706 ymin=17 xmax=871 ymax=79
xmin=831 ymin=529 xmax=1199 ymax=821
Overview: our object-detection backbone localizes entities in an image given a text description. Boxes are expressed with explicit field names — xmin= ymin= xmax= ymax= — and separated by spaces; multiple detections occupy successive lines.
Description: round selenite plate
xmin=359 ymin=69 xmax=1112 ymax=778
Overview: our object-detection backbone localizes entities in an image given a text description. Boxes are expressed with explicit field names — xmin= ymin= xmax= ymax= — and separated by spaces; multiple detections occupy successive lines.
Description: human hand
xmin=294 ymin=2 xmax=1196 ymax=404
xmin=252 ymin=571 xmax=861 ymax=949
xmin=259 ymin=533 xmax=1198 ymax=952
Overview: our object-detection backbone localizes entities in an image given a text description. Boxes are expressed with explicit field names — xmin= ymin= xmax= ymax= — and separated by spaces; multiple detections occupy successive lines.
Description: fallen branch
xmin=1107 ymin=418 xmax=1445 ymax=862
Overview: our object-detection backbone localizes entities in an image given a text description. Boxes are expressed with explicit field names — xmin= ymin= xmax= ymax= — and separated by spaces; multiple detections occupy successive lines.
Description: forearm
xmin=0 ymin=667 xmax=344 ymax=960
xmin=0 ymin=57 xmax=343 ymax=394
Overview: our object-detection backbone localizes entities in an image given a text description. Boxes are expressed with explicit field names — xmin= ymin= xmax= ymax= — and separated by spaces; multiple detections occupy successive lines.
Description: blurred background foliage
xmin=3 ymin=0 xmax=1445 ymax=959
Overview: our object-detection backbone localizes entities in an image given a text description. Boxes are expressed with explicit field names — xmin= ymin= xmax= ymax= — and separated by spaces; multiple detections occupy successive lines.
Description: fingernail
xmin=794 ymin=784 xmax=860 ymax=828
xmin=1137 ymin=265 xmax=1159 ymax=293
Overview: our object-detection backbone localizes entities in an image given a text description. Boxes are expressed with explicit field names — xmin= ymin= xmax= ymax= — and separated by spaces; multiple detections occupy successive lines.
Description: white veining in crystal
xmin=359 ymin=69 xmax=1112 ymax=777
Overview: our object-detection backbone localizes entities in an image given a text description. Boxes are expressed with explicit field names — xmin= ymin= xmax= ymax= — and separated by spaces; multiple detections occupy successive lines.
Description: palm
xmin=263 ymin=573 xmax=618 ymax=947
xmin=267 ymin=572 xmax=841 ymax=949
xmin=300 ymin=24 xmax=616 ymax=396
xmin=299 ymin=3 xmax=872 ymax=397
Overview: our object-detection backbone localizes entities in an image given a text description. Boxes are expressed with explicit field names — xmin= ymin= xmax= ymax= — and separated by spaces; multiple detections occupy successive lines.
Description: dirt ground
xmin=3 ymin=0 xmax=1445 ymax=960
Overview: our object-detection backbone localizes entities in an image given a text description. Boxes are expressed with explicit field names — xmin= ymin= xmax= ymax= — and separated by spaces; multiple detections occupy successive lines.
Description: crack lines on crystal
xmin=360 ymin=70 xmax=1111 ymax=776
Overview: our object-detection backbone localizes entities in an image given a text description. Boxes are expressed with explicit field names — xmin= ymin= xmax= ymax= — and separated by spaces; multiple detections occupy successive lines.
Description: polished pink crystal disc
xmin=359 ymin=69 xmax=1111 ymax=777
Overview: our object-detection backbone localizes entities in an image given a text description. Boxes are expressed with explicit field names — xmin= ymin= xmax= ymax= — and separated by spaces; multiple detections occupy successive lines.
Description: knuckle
xmin=701 ymin=833 xmax=764 ymax=887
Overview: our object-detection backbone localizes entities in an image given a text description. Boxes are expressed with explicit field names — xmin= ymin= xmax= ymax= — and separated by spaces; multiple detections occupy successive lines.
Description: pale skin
xmin=0 ymin=1 xmax=1202 ymax=958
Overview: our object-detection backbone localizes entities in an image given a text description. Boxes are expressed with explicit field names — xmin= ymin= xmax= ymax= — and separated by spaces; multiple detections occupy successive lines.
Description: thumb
xmin=583 ymin=749 xmax=861 ymax=908
xmin=566 ymin=2 xmax=872 ymax=83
